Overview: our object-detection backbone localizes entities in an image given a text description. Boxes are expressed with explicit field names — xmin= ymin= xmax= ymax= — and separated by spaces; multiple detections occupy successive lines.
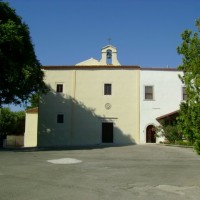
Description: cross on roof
xmin=108 ymin=37 xmax=112 ymax=44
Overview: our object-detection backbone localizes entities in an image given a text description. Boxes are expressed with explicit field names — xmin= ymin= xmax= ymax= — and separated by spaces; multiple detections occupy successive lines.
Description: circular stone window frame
xmin=105 ymin=103 xmax=111 ymax=110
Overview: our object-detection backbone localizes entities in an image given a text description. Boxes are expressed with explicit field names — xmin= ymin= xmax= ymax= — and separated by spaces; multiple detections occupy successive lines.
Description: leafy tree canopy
xmin=25 ymin=93 xmax=39 ymax=109
xmin=177 ymin=17 xmax=200 ymax=154
xmin=0 ymin=107 xmax=25 ymax=137
xmin=0 ymin=2 xmax=48 ymax=106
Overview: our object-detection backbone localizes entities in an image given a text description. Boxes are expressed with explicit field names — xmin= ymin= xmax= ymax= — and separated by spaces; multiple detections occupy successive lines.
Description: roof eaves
xmin=42 ymin=65 xmax=140 ymax=70
xmin=156 ymin=110 xmax=179 ymax=121
xmin=141 ymin=67 xmax=180 ymax=71
xmin=26 ymin=107 xmax=38 ymax=113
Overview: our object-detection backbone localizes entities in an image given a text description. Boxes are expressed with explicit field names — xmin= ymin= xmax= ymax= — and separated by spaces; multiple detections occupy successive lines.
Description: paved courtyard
xmin=0 ymin=144 xmax=200 ymax=200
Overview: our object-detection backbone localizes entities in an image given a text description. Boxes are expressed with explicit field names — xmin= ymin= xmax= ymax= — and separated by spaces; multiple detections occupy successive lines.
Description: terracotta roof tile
xmin=156 ymin=110 xmax=179 ymax=121
xmin=42 ymin=65 xmax=140 ymax=70
xmin=26 ymin=107 xmax=38 ymax=113
xmin=141 ymin=67 xmax=179 ymax=71
xmin=41 ymin=66 xmax=180 ymax=71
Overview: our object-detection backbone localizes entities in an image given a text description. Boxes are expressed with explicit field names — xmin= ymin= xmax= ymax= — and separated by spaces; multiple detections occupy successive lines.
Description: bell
xmin=107 ymin=51 xmax=112 ymax=59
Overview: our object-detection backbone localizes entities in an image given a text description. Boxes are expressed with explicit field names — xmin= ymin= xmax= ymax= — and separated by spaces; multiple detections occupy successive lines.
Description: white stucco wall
xmin=140 ymin=69 xmax=184 ymax=144
xmin=38 ymin=67 xmax=140 ymax=147
xmin=24 ymin=111 xmax=38 ymax=147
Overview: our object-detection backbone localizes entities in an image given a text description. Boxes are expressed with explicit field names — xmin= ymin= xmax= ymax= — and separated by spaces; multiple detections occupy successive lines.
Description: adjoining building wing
xmin=24 ymin=107 xmax=38 ymax=147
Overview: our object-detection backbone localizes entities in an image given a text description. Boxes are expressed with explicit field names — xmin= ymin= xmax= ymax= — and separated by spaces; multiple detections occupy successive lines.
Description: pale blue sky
xmin=3 ymin=0 xmax=200 ymax=110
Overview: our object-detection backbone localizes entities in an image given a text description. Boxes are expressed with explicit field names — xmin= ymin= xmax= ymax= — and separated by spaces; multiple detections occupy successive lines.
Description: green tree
xmin=0 ymin=2 xmax=48 ymax=106
xmin=0 ymin=108 xmax=25 ymax=146
xmin=177 ymin=18 xmax=200 ymax=154
xmin=26 ymin=93 xmax=39 ymax=109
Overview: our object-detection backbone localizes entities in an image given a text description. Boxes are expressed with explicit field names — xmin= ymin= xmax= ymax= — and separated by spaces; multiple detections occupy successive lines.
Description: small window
xmin=104 ymin=84 xmax=112 ymax=95
xmin=145 ymin=86 xmax=153 ymax=100
xmin=182 ymin=87 xmax=187 ymax=100
xmin=57 ymin=114 xmax=64 ymax=123
xmin=56 ymin=84 xmax=63 ymax=93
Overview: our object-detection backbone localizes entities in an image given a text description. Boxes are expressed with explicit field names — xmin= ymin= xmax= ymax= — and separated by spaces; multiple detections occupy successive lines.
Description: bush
xmin=176 ymin=140 xmax=193 ymax=146
xmin=0 ymin=108 xmax=25 ymax=136
xmin=194 ymin=140 xmax=200 ymax=155
xmin=156 ymin=122 xmax=182 ymax=144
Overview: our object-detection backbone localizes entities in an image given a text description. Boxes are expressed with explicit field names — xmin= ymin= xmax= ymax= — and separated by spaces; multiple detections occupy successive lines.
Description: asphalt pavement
xmin=0 ymin=144 xmax=200 ymax=200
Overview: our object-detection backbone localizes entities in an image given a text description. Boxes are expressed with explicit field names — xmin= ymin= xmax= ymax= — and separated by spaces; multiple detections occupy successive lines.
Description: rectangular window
xmin=104 ymin=84 xmax=112 ymax=95
xmin=57 ymin=114 xmax=64 ymax=123
xmin=145 ymin=86 xmax=153 ymax=100
xmin=182 ymin=87 xmax=187 ymax=100
xmin=56 ymin=84 xmax=63 ymax=93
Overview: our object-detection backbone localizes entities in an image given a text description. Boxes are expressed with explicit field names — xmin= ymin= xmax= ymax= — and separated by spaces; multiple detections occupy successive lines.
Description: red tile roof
xmin=26 ymin=107 xmax=38 ymax=113
xmin=42 ymin=65 xmax=179 ymax=71
xmin=42 ymin=65 xmax=140 ymax=70
xmin=141 ymin=67 xmax=179 ymax=71
xmin=156 ymin=110 xmax=179 ymax=121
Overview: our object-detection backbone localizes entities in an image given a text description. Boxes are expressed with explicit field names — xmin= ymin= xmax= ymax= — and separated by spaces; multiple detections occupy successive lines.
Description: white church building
xmin=24 ymin=45 xmax=184 ymax=147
